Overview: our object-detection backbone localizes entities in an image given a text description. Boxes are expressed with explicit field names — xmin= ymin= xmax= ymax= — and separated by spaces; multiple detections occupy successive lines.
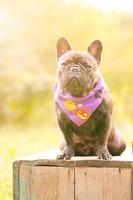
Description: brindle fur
xmin=55 ymin=38 xmax=126 ymax=160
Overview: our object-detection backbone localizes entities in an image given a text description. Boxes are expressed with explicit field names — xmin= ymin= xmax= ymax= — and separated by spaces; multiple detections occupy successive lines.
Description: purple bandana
xmin=55 ymin=78 xmax=106 ymax=126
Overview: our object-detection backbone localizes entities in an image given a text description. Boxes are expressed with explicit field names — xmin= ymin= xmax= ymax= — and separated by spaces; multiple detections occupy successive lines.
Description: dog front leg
xmin=96 ymin=117 xmax=112 ymax=160
xmin=57 ymin=122 xmax=74 ymax=160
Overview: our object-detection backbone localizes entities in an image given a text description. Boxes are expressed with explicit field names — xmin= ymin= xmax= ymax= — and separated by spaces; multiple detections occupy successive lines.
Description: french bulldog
xmin=55 ymin=37 xmax=126 ymax=160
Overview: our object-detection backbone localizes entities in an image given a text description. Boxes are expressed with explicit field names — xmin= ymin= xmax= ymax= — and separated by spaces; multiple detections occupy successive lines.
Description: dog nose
xmin=71 ymin=66 xmax=80 ymax=73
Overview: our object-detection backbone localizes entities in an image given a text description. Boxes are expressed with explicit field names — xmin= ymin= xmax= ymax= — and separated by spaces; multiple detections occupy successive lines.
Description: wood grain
xmin=131 ymin=169 xmax=133 ymax=200
xmin=103 ymin=168 xmax=131 ymax=200
xmin=13 ymin=161 xmax=20 ymax=200
xmin=30 ymin=166 xmax=74 ymax=200
xmin=13 ymin=149 xmax=133 ymax=200
xmin=16 ymin=148 xmax=133 ymax=168
xmin=75 ymin=167 xmax=131 ymax=200
xmin=16 ymin=158 xmax=133 ymax=169
xmin=19 ymin=166 xmax=31 ymax=200
xmin=75 ymin=167 xmax=103 ymax=200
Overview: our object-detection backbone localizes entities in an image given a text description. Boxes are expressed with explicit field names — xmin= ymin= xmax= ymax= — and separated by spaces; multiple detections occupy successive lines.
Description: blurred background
xmin=0 ymin=0 xmax=132 ymax=199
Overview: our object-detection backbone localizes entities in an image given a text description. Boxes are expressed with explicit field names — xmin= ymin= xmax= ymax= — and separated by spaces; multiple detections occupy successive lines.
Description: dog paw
xmin=97 ymin=145 xmax=112 ymax=160
xmin=57 ymin=153 xmax=66 ymax=159
xmin=57 ymin=146 xmax=74 ymax=160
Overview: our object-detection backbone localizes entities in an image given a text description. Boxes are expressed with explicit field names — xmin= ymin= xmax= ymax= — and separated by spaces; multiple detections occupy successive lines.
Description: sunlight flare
xmin=64 ymin=0 xmax=133 ymax=13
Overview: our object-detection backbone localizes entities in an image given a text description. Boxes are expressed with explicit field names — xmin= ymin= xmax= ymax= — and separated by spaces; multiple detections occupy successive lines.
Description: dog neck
xmin=55 ymin=77 xmax=107 ymax=126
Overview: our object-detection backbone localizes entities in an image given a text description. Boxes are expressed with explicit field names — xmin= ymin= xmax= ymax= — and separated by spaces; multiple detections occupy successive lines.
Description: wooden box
xmin=13 ymin=149 xmax=133 ymax=200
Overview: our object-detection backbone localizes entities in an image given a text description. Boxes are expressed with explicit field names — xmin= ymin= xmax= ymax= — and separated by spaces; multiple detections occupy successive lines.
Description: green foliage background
xmin=0 ymin=0 xmax=132 ymax=199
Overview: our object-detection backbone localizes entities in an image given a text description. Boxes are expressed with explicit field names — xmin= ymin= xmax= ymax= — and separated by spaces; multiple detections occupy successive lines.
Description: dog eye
xmin=87 ymin=65 xmax=93 ymax=69
xmin=61 ymin=62 xmax=66 ymax=66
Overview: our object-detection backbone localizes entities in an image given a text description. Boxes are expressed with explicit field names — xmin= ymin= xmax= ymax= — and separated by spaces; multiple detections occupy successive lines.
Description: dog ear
xmin=56 ymin=37 xmax=71 ymax=59
xmin=87 ymin=40 xmax=102 ymax=64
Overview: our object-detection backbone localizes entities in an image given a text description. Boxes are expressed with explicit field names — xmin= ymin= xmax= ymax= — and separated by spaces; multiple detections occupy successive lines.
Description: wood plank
xmin=131 ymin=169 xmax=133 ymax=200
xmin=75 ymin=167 xmax=103 ymax=200
xmin=57 ymin=167 xmax=74 ymax=200
xmin=13 ymin=148 xmax=133 ymax=200
xmin=75 ymin=167 xmax=131 ymax=200
xmin=18 ymin=158 xmax=133 ymax=168
xmin=103 ymin=168 xmax=131 ymax=200
xmin=15 ymin=148 xmax=133 ymax=168
xmin=30 ymin=166 xmax=74 ymax=200
xmin=13 ymin=161 xmax=20 ymax=200
xmin=19 ymin=166 xmax=31 ymax=200
xmin=21 ymin=147 xmax=132 ymax=161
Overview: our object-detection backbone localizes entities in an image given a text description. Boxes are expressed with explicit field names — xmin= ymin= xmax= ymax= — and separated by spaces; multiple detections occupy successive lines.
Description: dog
xmin=55 ymin=37 xmax=126 ymax=160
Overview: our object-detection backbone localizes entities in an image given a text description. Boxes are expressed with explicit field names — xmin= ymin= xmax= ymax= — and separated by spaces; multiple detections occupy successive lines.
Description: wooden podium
xmin=13 ymin=148 xmax=133 ymax=200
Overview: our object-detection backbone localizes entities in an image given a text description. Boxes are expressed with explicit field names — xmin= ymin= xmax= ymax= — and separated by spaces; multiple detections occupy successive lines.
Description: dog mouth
xmin=66 ymin=78 xmax=84 ymax=96
xmin=67 ymin=77 xmax=81 ymax=89
xmin=62 ymin=72 xmax=90 ymax=88
xmin=63 ymin=76 xmax=90 ymax=97
xmin=59 ymin=64 xmax=92 ymax=96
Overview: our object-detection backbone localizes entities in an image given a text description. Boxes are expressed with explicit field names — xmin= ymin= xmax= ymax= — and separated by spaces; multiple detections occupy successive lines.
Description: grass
xmin=0 ymin=122 xmax=132 ymax=200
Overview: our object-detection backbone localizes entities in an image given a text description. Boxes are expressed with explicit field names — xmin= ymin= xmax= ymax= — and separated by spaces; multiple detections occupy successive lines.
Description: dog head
xmin=56 ymin=37 xmax=102 ymax=97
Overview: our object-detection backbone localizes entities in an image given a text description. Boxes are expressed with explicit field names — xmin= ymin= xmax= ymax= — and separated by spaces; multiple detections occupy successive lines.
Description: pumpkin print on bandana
xmin=75 ymin=108 xmax=90 ymax=120
xmin=64 ymin=99 xmax=77 ymax=111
